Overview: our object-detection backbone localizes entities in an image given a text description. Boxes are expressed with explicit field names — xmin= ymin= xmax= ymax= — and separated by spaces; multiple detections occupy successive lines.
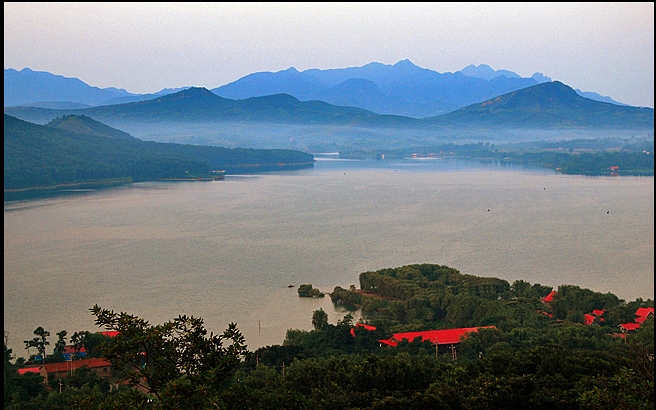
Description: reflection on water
xmin=4 ymin=157 xmax=654 ymax=357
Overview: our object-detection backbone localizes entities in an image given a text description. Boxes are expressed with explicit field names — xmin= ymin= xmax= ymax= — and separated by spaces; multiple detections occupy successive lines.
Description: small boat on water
xmin=287 ymin=284 xmax=295 ymax=288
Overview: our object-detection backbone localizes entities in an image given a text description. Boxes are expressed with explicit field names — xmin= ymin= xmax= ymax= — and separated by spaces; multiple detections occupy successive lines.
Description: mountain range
xmin=4 ymin=61 xmax=627 ymax=118
xmin=5 ymin=80 xmax=652 ymax=152
xmin=213 ymin=60 xmax=550 ymax=117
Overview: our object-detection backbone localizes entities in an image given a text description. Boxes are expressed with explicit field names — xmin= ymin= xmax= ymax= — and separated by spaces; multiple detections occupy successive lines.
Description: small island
xmin=297 ymin=284 xmax=325 ymax=298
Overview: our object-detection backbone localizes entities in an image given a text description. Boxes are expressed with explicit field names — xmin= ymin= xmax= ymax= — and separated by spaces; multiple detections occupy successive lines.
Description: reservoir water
xmin=4 ymin=157 xmax=654 ymax=357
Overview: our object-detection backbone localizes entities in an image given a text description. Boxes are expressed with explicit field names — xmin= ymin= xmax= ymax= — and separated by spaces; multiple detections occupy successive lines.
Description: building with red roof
xmin=635 ymin=307 xmax=654 ymax=318
xmin=350 ymin=323 xmax=377 ymax=337
xmin=62 ymin=345 xmax=87 ymax=360
xmin=63 ymin=346 xmax=86 ymax=354
xmin=618 ymin=323 xmax=641 ymax=333
xmin=635 ymin=316 xmax=649 ymax=324
xmin=379 ymin=326 xmax=495 ymax=348
xmin=537 ymin=310 xmax=553 ymax=318
xmin=542 ymin=290 xmax=556 ymax=303
xmin=39 ymin=358 xmax=111 ymax=383
xmin=583 ymin=314 xmax=596 ymax=325
xmin=591 ymin=309 xmax=604 ymax=316
xmin=17 ymin=367 xmax=41 ymax=375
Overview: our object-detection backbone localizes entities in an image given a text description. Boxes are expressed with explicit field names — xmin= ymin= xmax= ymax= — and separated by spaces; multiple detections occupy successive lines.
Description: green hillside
xmin=46 ymin=114 xmax=138 ymax=140
xmin=4 ymin=114 xmax=314 ymax=191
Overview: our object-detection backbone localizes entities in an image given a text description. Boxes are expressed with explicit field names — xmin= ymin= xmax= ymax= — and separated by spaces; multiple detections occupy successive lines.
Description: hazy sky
xmin=4 ymin=2 xmax=654 ymax=107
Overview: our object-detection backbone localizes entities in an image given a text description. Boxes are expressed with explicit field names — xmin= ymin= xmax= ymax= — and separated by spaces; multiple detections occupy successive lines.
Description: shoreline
xmin=4 ymin=162 xmax=316 ymax=194
xmin=4 ymin=178 xmax=133 ymax=193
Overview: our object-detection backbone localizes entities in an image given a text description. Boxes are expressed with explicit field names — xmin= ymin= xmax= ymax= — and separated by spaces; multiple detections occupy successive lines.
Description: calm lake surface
xmin=4 ymin=157 xmax=654 ymax=357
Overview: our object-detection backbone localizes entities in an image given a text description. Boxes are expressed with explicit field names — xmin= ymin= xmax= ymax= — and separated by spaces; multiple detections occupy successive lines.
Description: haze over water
xmin=4 ymin=157 xmax=654 ymax=357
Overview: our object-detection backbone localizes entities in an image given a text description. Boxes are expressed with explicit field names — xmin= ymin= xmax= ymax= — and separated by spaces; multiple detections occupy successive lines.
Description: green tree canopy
xmin=90 ymin=305 xmax=248 ymax=405
xmin=311 ymin=308 xmax=329 ymax=331
xmin=23 ymin=326 xmax=49 ymax=361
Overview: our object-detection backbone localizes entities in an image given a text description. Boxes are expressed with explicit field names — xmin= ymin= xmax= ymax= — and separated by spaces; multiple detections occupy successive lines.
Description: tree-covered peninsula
xmin=4 ymin=114 xmax=314 ymax=191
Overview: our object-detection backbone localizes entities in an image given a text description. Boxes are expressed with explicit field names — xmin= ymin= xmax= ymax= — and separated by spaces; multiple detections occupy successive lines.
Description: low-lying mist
xmin=106 ymin=119 xmax=652 ymax=153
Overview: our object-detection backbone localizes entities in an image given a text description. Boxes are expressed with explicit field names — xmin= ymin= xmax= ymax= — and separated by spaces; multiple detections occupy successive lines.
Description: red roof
xmin=63 ymin=346 xmax=86 ymax=354
xmin=100 ymin=331 xmax=120 ymax=337
xmin=618 ymin=323 xmax=641 ymax=332
xmin=591 ymin=309 xmax=604 ymax=316
xmin=379 ymin=339 xmax=398 ymax=347
xmin=18 ymin=367 xmax=41 ymax=375
xmin=635 ymin=307 xmax=654 ymax=318
xmin=379 ymin=326 xmax=495 ymax=347
xmin=41 ymin=358 xmax=111 ymax=374
xmin=350 ymin=323 xmax=377 ymax=337
xmin=635 ymin=316 xmax=648 ymax=324
xmin=583 ymin=314 xmax=596 ymax=325
xmin=542 ymin=290 xmax=556 ymax=303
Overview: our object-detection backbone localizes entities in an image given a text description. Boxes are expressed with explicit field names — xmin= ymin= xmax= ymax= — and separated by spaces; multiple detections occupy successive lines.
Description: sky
xmin=4 ymin=2 xmax=654 ymax=108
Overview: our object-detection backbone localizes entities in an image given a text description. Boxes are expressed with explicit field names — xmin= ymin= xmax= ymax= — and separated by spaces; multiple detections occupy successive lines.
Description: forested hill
xmin=429 ymin=81 xmax=654 ymax=129
xmin=46 ymin=114 xmax=138 ymax=140
xmin=4 ymin=114 xmax=314 ymax=191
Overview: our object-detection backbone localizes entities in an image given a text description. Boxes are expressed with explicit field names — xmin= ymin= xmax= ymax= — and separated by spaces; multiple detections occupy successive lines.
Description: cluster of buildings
xmin=618 ymin=307 xmax=654 ymax=333
xmin=18 ymin=357 xmax=113 ymax=383
xmin=351 ymin=323 xmax=495 ymax=360
xmin=541 ymin=290 xmax=654 ymax=334
xmin=15 ymin=305 xmax=654 ymax=387
xmin=15 ymin=331 xmax=119 ymax=385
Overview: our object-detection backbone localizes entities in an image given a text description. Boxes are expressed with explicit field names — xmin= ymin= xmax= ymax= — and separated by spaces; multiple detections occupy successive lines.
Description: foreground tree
xmin=23 ymin=326 xmax=49 ymax=362
xmin=52 ymin=330 xmax=68 ymax=362
xmin=312 ymin=308 xmax=329 ymax=330
xmin=90 ymin=305 xmax=248 ymax=406
xmin=70 ymin=330 xmax=89 ymax=357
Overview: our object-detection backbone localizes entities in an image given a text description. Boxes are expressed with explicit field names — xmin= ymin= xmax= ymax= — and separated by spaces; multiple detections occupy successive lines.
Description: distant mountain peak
xmin=4 ymin=67 xmax=133 ymax=107
xmin=164 ymin=87 xmax=215 ymax=98
xmin=531 ymin=72 xmax=552 ymax=83
xmin=183 ymin=86 xmax=213 ymax=93
xmin=459 ymin=64 xmax=521 ymax=80
xmin=493 ymin=81 xmax=579 ymax=104
xmin=145 ymin=87 xmax=225 ymax=107
xmin=153 ymin=87 xmax=192 ymax=95
xmin=394 ymin=59 xmax=416 ymax=67
xmin=462 ymin=63 xmax=492 ymax=71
